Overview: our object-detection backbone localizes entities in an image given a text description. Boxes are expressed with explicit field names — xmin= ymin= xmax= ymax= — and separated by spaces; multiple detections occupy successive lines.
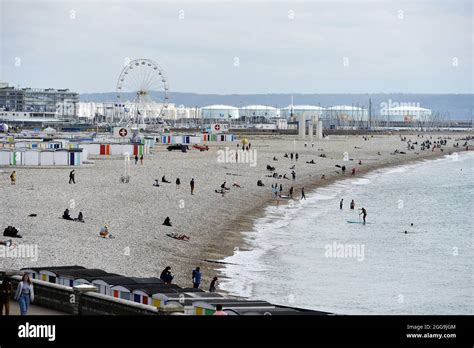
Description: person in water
xmin=359 ymin=208 xmax=367 ymax=224
xmin=350 ymin=200 xmax=355 ymax=210
xmin=301 ymin=187 xmax=306 ymax=200
xmin=163 ymin=217 xmax=172 ymax=226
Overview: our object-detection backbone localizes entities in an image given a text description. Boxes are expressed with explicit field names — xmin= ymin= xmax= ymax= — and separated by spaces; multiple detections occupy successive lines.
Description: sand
xmin=0 ymin=133 xmax=471 ymax=291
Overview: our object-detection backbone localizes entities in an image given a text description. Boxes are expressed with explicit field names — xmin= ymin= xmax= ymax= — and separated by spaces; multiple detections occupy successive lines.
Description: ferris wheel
xmin=116 ymin=58 xmax=169 ymax=125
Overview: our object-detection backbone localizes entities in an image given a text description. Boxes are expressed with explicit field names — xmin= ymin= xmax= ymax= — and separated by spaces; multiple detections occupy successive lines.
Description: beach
xmin=0 ymin=133 xmax=471 ymax=291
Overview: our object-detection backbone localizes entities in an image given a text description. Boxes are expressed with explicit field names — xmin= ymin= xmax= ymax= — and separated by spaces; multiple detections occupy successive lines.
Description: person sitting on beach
xmin=290 ymin=165 xmax=295 ymax=170
xmin=220 ymin=182 xmax=229 ymax=190
xmin=163 ymin=217 xmax=172 ymax=227
xmin=284 ymin=153 xmax=288 ymax=158
xmin=75 ymin=212 xmax=84 ymax=223
xmin=321 ymin=174 xmax=326 ymax=180
xmin=341 ymin=165 xmax=346 ymax=173
xmin=283 ymin=174 xmax=289 ymax=180
xmin=162 ymin=176 xmax=171 ymax=183
xmin=319 ymin=154 xmax=326 ymax=158
xmin=99 ymin=225 xmax=113 ymax=238
xmin=306 ymin=160 xmax=315 ymax=164
xmin=62 ymin=209 xmax=74 ymax=221
xmin=273 ymin=156 xmax=278 ymax=161
xmin=358 ymin=160 xmax=362 ymax=165
xmin=160 ymin=266 xmax=174 ymax=284
xmin=153 ymin=179 xmax=160 ymax=187
xmin=232 ymin=183 xmax=242 ymax=188
xmin=257 ymin=180 xmax=265 ymax=187
xmin=167 ymin=233 xmax=190 ymax=241
xmin=351 ymin=168 xmax=356 ymax=176
xmin=176 ymin=178 xmax=181 ymax=188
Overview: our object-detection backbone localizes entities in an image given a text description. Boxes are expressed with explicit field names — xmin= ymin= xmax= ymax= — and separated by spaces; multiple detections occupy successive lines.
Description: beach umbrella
xmin=241 ymin=138 xmax=249 ymax=145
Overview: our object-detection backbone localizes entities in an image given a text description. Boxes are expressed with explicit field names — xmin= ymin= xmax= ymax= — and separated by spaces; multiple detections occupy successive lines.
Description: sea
xmin=219 ymin=152 xmax=474 ymax=314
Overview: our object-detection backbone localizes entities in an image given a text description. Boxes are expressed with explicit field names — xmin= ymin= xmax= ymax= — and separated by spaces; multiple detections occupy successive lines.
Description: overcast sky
xmin=0 ymin=0 xmax=472 ymax=94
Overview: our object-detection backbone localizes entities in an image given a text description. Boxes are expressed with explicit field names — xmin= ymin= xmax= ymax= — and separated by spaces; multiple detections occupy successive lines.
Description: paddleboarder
xmin=359 ymin=208 xmax=367 ymax=224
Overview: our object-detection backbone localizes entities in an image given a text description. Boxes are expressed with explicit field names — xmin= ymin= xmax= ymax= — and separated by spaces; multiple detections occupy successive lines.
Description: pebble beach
xmin=0 ymin=133 xmax=471 ymax=291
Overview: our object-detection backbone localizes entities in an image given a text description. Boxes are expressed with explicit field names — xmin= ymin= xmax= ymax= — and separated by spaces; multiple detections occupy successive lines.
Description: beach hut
xmin=51 ymin=268 xmax=109 ymax=287
xmin=99 ymin=144 xmax=111 ymax=155
xmin=10 ymin=150 xmax=24 ymax=166
xmin=0 ymin=149 xmax=11 ymax=165
xmin=68 ymin=149 xmax=83 ymax=166
xmin=131 ymin=287 xmax=169 ymax=306
xmin=54 ymin=149 xmax=69 ymax=166
xmin=39 ymin=150 xmax=55 ymax=166
xmin=111 ymin=280 xmax=180 ymax=301
xmin=192 ymin=299 xmax=275 ymax=315
xmin=23 ymin=149 xmax=41 ymax=166
xmin=21 ymin=266 xmax=86 ymax=283
xmin=91 ymin=275 xmax=136 ymax=296
xmin=190 ymin=136 xmax=201 ymax=144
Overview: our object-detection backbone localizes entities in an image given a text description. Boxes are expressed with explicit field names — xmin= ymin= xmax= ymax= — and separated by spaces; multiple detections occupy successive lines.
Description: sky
xmin=0 ymin=0 xmax=472 ymax=94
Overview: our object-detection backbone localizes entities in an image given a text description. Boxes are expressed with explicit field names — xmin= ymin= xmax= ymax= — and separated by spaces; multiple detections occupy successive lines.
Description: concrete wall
xmin=8 ymin=276 xmax=182 ymax=316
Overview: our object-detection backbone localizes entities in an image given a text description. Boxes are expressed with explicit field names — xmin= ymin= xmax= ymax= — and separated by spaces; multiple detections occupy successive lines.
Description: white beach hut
xmin=54 ymin=149 xmax=69 ymax=166
xmin=23 ymin=149 xmax=41 ymax=166
xmin=39 ymin=150 xmax=55 ymax=166
xmin=0 ymin=149 xmax=11 ymax=165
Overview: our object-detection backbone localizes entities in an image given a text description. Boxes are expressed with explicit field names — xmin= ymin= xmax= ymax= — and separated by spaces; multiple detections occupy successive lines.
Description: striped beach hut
xmin=91 ymin=275 xmax=136 ymax=296
xmin=21 ymin=266 xmax=86 ymax=282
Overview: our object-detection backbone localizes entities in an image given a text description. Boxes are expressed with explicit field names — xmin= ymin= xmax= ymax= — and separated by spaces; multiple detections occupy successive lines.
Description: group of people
xmin=159 ymin=266 xmax=219 ymax=293
xmin=62 ymin=209 xmax=84 ymax=222
xmin=340 ymin=199 xmax=368 ymax=223
xmin=152 ymin=176 xmax=195 ymax=194
xmin=0 ymin=274 xmax=34 ymax=316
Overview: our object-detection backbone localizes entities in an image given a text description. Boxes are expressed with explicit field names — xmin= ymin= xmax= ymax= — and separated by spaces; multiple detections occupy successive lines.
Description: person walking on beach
xmin=14 ymin=274 xmax=34 ymax=316
xmin=140 ymin=154 xmax=144 ymax=165
xmin=289 ymin=186 xmax=294 ymax=199
xmin=359 ymin=208 xmax=367 ymax=224
xmin=176 ymin=178 xmax=181 ymax=189
xmin=10 ymin=171 xmax=16 ymax=185
xmin=350 ymin=200 xmax=355 ymax=210
xmin=340 ymin=199 xmax=344 ymax=210
xmin=351 ymin=168 xmax=356 ymax=176
xmin=295 ymin=153 xmax=299 ymax=161
xmin=291 ymin=171 xmax=296 ymax=180
xmin=160 ymin=266 xmax=174 ymax=284
xmin=209 ymin=276 xmax=218 ymax=293
xmin=190 ymin=178 xmax=195 ymax=195
xmin=279 ymin=184 xmax=283 ymax=197
xmin=69 ymin=170 xmax=76 ymax=184
xmin=192 ymin=267 xmax=202 ymax=289
xmin=301 ymin=187 xmax=306 ymax=200
xmin=134 ymin=155 xmax=138 ymax=165
xmin=0 ymin=277 xmax=13 ymax=315
xmin=290 ymin=153 xmax=294 ymax=161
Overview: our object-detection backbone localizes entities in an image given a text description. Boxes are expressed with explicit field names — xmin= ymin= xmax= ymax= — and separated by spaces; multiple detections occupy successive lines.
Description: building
xmin=199 ymin=105 xmax=239 ymax=120
xmin=381 ymin=106 xmax=432 ymax=123
xmin=238 ymin=105 xmax=279 ymax=119
xmin=0 ymin=84 xmax=79 ymax=119
xmin=279 ymin=105 xmax=325 ymax=121
xmin=323 ymin=105 xmax=369 ymax=129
